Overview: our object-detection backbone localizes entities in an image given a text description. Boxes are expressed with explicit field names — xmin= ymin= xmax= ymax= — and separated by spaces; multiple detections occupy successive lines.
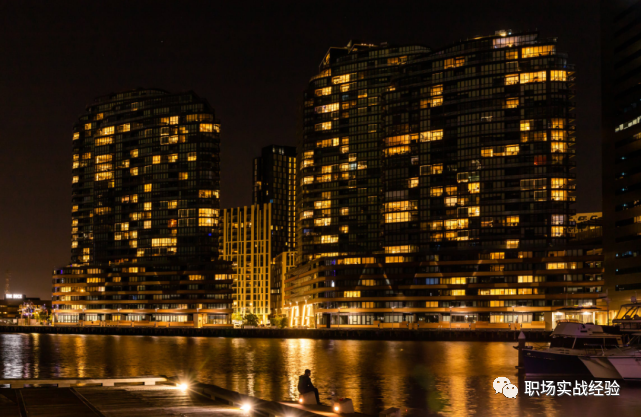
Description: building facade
xmin=602 ymin=0 xmax=641 ymax=310
xmin=253 ymin=145 xmax=297 ymax=257
xmin=52 ymin=89 xmax=234 ymax=325
xmin=270 ymin=250 xmax=296 ymax=318
xmin=0 ymin=295 xmax=50 ymax=323
xmin=288 ymin=32 xmax=600 ymax=328
xmin=221 ymin=204 xmax=272 ymax=323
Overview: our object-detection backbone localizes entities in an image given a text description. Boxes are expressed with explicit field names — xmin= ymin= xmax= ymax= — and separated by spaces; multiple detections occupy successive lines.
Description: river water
xmin=0 ymin=333 xmax=640 ymax=416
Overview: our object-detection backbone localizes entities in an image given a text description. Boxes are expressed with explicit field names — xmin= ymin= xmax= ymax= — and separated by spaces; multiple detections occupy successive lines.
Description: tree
xmin=231 ymin=312 xmax=243 ymax=324
xmin=244 ymin=313 xmax=259 ymax=327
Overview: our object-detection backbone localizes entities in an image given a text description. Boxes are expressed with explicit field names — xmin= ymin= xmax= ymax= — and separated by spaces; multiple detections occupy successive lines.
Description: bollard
xmin=515 ymin=331 xmax=526 ymax=371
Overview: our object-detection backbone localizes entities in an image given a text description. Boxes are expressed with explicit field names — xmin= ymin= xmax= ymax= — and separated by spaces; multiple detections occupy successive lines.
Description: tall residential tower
xmin=602 ymin=0 xmax=641 ymax=310
xmin=288 ymin=33 xmax=605 ymax=329
xmin=52 ymin=89 xmax=233 ymax=325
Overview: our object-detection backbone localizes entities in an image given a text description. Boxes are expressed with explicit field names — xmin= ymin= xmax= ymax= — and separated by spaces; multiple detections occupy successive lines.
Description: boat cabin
xmin=549 ymin=322 xmax=623 ymax=349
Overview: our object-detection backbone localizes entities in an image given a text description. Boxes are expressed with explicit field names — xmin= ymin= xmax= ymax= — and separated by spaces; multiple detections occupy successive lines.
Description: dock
xmin=0 ymin=377 xmax=373 ymax=417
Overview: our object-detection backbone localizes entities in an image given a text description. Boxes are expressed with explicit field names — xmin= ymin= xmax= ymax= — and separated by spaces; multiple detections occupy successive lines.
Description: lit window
xmin=314 ymin=218 xmax=331 ymax=226
xmin=505 ymin=49 xmax=518 ymax=60
xmin=505 ymin=98 xmax=519 ymax=108
xmin=444 ymin=197 xmax=457 ymax=207
xmin=168 ymin=154 xmax=178 ymax=163
xmin=188 ymin=152 xmax=197 ymax=161
xmin=72 ymin=176 xmax=79 ymax=183
xmin=550 ymin=70 xmax=567 ymax=81
xmin=420 ymin=129 xmax=443 ymax=142
xmin=199 ymin=190 xmax=212 ymax=198
xmin=144 ymin=183 xmax=152 ymax=192
xmin=315 ymin=87 xmax=332 ymax=96
xmin=520 ymin=120 xmax=533 ymax=131
xmin=520 ymin=71 xmax=547 ymax=83
xmin=315 ymin=103 xmax=339 ymax=113
xmin=130 ymin=149 xmax=139 ymax=158
xmin=332 ymin=74 xmax=352 ymax=84
xmin=152 ymin=155 xmax=161 ymax=164
xmin=320 ymin=235 xmax=338 ymax=244
xmin=170 ymin=116 xmax=179 ymax=125
xmin=314 ymin=122 xmax=332 ymax=131
xmin=551 ymin=190 xmax=567 ymax=201
xmin=468 ymin=206 xmax=480 ymax=217
xmin=95 ymin=172 xmax=113 ymax=181
xmin=451 ymin=290 xmax=465 ymax=296
xmin=521 ymin=45 xmax=555 ymax=58
xmin=344 ymin=291 xmax=361 ymax=298
xmin=301 ymin=211 xmax=314 ymax=220
xmin=505 ymin=74 xmax=519 ymax=85
xmin=144 ymin=202 xmax=152 ymax=211
xmin=385 ymin=212 xmax=411 ymax=223
xmin=73 ymin=132 xmax=80 ymax=140
xmin=200 ymin=123 xmax=214 ymax=132
xmin=102 ymin=126 xmax=114 ymax=135
xmin=408 ymin=178 xmax=419 ymax=188
xmin=431 ymin=85 xmax=443 ymax=96
xmin=551 ymin=226 xmax=565 ymax=237
xmin=179 ymin=172 xmax=188 ymax=180
xmin=130 ymin=167 xmax=139 ymax=176
xmin=384 ymin=245 xmax=417 ymax=254
xmin=430 ymin=187 xmax=443 ymax=197
xmin=506 ymin=239 xmax=519 ymax=249
xmin=340 ymin=225 xmax=349 ymax=233
xmin=144 ymin=221 xmax=152 ymax=229
xmin=314 ymin=200 xmax=331 ymax=209
xmin=468 ymin=182 xmax=480 ymax=193
xmin=551 ymin=118 xmax=565 ymax=129
xmin=420 ymin=164 xmax=443 ymax=175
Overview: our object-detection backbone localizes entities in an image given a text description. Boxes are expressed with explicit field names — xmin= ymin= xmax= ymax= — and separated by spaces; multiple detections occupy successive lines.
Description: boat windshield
xmin=615 ymin=304 xmax=640 ymax=320
xmin=573 ymin=338 xmax=620 ymax=349
xmin=550 ymin=337 xmax=575 ymax=348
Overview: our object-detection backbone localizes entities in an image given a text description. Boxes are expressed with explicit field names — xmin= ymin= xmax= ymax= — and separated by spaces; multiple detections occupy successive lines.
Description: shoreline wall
xmin=0 ymin=325 xmax=551 ymax=341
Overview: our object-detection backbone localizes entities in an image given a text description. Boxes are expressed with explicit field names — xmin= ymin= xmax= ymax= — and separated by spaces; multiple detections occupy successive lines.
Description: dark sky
xmin=0 ymin=0 xmax=601 ymax=299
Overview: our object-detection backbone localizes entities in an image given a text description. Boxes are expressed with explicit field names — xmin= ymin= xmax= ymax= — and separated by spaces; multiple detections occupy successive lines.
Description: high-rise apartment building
xmin=253 ymin=145 xmax=297 ymax=257
xmin=298 ymin=41 xmax=431 ymax=262
xmin=52 ymin=89 xmax=234 ymax=325
xmin=288 ymin=33 xmax=605 ymax=329
xmin=221 ymin=204 xmax=272 ymax=323
xmin=602 ymin=0 xmax=641 ymax=310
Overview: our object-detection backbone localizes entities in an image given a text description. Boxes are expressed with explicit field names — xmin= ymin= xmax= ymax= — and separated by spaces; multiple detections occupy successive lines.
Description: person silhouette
xmin=298 ymin=369 xmax=320 ymax=404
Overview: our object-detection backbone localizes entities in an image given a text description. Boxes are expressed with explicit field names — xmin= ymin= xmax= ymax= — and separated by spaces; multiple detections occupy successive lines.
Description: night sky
xmin=0 ymin=1 xmax=601 ymax=299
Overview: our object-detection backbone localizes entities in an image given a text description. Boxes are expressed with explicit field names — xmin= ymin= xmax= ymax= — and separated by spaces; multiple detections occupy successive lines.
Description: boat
xmin=579 ymin=334 xmax=641 ymax=380
xmin=523 ymin=322 xmax=623 ymax=375
xmin=612 ymin=303 xmax=641 ymax=333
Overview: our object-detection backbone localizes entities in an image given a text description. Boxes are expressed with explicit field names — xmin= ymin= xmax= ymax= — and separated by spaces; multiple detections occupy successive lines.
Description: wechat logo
xmin=493 ymin=377 xmax=518 ymax=398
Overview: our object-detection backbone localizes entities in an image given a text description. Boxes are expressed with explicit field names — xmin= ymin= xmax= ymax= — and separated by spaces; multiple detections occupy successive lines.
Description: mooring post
xmin=515 ymin=331 xmax=526 ymax=371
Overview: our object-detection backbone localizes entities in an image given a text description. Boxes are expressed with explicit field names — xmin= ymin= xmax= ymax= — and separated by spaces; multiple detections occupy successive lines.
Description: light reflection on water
xmin=1 ymin=334 xmax=640 ymax=416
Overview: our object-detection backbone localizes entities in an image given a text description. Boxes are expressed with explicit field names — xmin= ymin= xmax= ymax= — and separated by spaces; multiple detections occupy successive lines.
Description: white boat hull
xmin=608 ymin=356 xmax=641 ymax=380
xmin=579 ymin=357 xmax=622 ymax=379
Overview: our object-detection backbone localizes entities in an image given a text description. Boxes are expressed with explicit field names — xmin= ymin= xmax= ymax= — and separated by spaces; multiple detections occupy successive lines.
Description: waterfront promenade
xmin=0 ymin=324 xmax=551 ymax=341
xmin=0 ymin=376 xmax=369 ymax=417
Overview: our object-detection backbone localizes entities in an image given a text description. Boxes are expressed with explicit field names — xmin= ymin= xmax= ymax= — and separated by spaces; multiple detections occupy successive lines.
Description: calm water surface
xmin=1 ymin=333 xmax=640 ymax=416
